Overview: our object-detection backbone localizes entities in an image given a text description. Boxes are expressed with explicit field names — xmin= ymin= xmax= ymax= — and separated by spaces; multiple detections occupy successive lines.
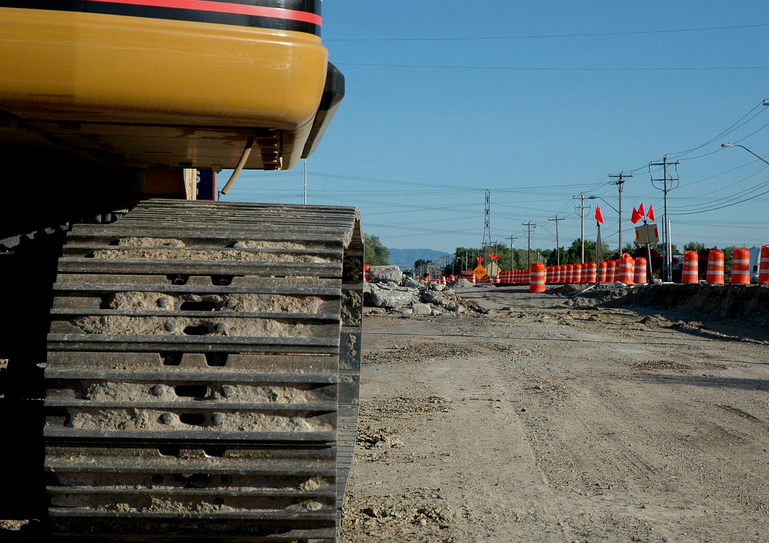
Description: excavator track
xmin=44 ymin=199 xmax=363 ymax=542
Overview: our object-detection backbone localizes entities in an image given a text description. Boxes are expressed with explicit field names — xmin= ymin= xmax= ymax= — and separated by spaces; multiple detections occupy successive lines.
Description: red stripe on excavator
xmin=81 ymin=0 xmax=322 ymax=25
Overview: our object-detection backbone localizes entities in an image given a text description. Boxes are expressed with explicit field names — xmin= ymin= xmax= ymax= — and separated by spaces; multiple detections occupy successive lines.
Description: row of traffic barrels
xmin=528 ymin=255 xmax=648 ymax=292
xmin=452 ymin=245 xmax=769 ymax=291
xmin=499 ymin=258 xmax=647 ymax=288
xmin=680 ymin=246 xmax=769 ymax=285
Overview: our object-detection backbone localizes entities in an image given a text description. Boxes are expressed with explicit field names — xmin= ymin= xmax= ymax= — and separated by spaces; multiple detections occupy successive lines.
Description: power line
xmin=337 ymin=61 xmax=769 ymax=73
xmin=328 ymin=23 xmax=769 ymax=43
xmin=666 ymin=100 xmax=768 ymax=159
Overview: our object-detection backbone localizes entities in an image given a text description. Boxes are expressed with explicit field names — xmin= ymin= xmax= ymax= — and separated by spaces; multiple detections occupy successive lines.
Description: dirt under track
xmin=341 ymin=283 xmax=769 ymax=543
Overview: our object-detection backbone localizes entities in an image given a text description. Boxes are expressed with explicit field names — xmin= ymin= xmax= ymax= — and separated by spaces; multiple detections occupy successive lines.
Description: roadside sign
xmin=485 ymin=262 xmax=500 ymax=277
xmin=635 ymin=223 xmax=659 ymax=244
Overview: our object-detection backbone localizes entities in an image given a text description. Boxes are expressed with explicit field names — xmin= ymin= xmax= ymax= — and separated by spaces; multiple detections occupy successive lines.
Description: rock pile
xmin=364 ymin=265 xmax=485 ymax=316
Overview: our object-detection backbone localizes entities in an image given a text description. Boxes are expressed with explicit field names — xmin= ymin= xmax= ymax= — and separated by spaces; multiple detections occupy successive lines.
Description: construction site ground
xmin=340 ymin=283 xmax=769 ymax=543
xmin=2 ymin=282 xmax=768 ymax=542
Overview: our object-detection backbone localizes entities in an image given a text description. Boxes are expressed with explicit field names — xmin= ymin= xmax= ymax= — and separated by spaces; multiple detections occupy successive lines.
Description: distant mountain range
xmin=387 ymin=248 xmax=452 ymax=270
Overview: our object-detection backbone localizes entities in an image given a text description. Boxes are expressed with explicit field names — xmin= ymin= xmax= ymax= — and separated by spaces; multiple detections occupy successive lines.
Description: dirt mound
xmin=603 ymin=283 xmax=769 ymax=321
xmin=563 ymin=282 xmax=769 ymax=342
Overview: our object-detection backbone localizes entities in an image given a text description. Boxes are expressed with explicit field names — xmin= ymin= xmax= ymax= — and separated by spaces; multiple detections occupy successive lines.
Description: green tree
xmin=684 ymin=241 xmax=705 ymax=252
xmin=451 ymin=247 xmax=486 ymax=273
xmin=364 ymin=233 xmax=389 ymax=266
xmin=563 ymin=238 xmax=600 ymax=264
xmin=450 ymin=245 xmax=515 ymax=274
xmin=723 ymin=246 xmax=736 ymax=277
xmin=414 ymin=258 xmax=432 ymax=277
xmin=612 ymin=241 xmax=677 ymax=261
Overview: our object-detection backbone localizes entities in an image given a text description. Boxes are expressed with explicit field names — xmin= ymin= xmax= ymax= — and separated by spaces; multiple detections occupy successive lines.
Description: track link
xmin=44 ymin=200 xmax=363 ymax=542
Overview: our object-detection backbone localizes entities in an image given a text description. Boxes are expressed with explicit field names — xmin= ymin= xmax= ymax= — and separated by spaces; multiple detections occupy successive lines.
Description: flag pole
xmin=596 ymin=220 xmax=602 ymax=263
xmin=643 ymin=217 xmax=653 ymax=283
xmin=594 ymin=204 xmax=604 ymax=263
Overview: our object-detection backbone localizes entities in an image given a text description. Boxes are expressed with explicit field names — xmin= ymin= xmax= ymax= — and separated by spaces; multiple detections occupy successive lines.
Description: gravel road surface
xmin=341 ymin=284 xmax=769 ymax=543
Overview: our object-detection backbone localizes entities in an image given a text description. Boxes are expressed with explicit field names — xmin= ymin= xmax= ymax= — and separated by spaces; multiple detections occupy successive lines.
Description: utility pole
xmin=547 ymin=215 xmax=565 ymax=266
xmin=572 ymin=193 xmax=592 ymax=263
xmin=609 ymin=172 xmax=632 ymax=254
xmin=650 ymin=156 xmax=679 ymax=282
xmin=506 ymin=235 xmax=518 ymax=270
xmin=303 ymin=159 xmax=308 ymax=205
xmin=522 ymin=222 xmax=537 ymax=269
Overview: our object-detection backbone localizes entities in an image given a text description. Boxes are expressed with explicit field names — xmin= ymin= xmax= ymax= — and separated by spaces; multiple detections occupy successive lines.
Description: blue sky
xmin=223 ymin=1 xmax=769 ymax=256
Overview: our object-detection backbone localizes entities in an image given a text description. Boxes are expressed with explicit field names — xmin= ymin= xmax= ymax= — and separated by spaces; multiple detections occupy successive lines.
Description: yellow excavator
xmin=0 ymin=2 xmax=361 ymax=541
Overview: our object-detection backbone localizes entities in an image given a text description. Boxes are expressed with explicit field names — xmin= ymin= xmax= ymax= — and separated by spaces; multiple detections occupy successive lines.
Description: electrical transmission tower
xmin=482 ymin=190 xmax=491 ymax=255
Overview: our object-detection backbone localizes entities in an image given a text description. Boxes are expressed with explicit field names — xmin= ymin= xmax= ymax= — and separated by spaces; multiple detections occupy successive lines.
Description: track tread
xmin=44 ymin=200 xmax=362 ymax=542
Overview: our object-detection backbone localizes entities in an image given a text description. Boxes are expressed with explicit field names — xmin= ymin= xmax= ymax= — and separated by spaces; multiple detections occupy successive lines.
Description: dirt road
xmin=2 ymin=283 xmax=767 ymax=542
xmin=341 ymin=284 xmax=769 ymax=543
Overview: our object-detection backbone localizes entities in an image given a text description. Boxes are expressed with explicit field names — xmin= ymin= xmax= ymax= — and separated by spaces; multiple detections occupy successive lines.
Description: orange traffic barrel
xmin=730 ymin=247 xmax=750 ymax=284
xmin=617 ymin=254 xmax=635 ymax=285
xmin=760 ymin=245 xmax=769 ymax=285
xmin=681 ymin=250 xmax=699 ymax=284
xmin=707 ymin=250 xmax=724 ymax=284
xmin=598 ymin=261 xmax=607 ymax=283
xmin=574 ymin=263 xmax=583 ymax=283
xmin=606 ymin=260 xmax=616 ymax=282
xmin=585 ymin=262 xmax=597 ymax=283
xmin=529 ymin=263 xmax=546 ymax=293
xmin=634 ymin=257 xmax=647 ymax=284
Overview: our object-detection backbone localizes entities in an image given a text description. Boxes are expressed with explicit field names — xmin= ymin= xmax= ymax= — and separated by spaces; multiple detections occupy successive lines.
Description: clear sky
xmin=223 ymin=1 xmax=769 ymax=257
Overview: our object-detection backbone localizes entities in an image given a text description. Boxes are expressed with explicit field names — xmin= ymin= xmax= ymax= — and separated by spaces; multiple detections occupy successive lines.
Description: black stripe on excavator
xmin=0 ymin=0 xmax=322 ymax=35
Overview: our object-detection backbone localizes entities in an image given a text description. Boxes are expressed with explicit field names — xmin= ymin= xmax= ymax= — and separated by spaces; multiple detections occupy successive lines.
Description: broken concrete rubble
xmin=366 ymin=282 xmax=419 ymax=309
xmin=364 ymin=268 xmax=485 ymax=316
xmin=368 ymin=265 xmax=404 ymax=284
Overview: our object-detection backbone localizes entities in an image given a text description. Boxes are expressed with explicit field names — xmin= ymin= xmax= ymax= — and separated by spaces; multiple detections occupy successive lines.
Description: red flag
xmin=647 ymin=204 xmax=656 ymax=221
xmin=637 ymin=202 xmax=645 ymax=218
xmin=595 ymin=204 xmax=605 ymax=224
xmin=631 ymin=207 xmax=641 ymax=224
